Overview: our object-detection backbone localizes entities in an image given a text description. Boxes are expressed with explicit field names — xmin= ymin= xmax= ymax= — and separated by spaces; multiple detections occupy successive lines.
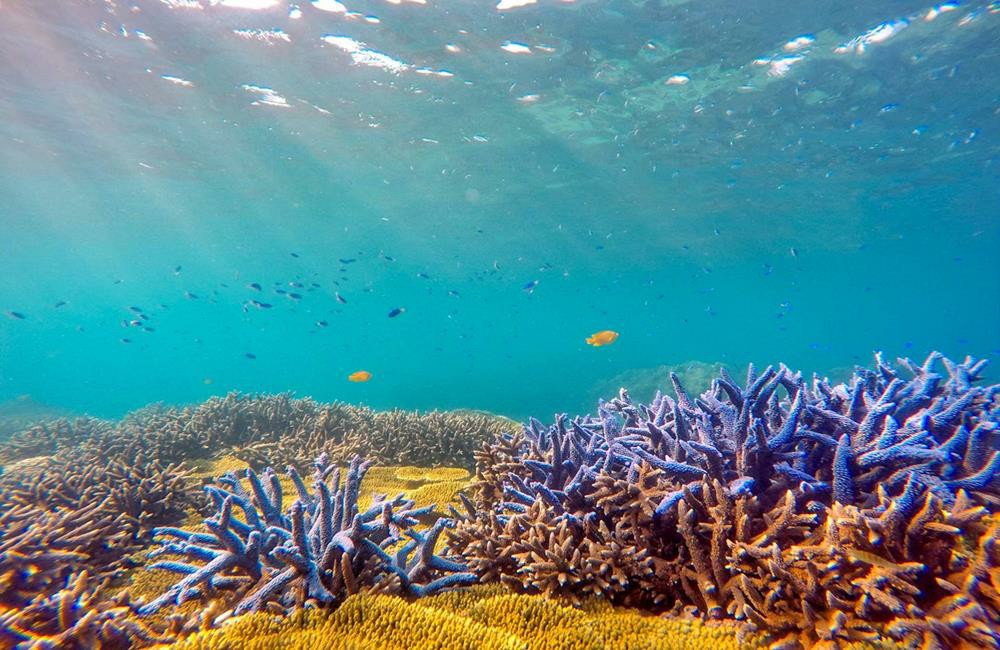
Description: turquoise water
xmin=1 ymin=0 xmax=997 ymax=422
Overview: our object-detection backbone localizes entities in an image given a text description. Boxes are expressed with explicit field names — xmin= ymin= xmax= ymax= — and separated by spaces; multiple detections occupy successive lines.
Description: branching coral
xmin=0 ymin=453 xmax=193 ymax=612
xmin=448 ymin=352 xmax=1000 ymax=648
xmin=1 ymin=393 xmax=516 ymax=471
xmin=136 ymin=454 xmax=477 ymax=626
xmin=0 ymin=416 xmax=113 ymax=465
xmin=0 ymin=571 xmax=173 ymax=650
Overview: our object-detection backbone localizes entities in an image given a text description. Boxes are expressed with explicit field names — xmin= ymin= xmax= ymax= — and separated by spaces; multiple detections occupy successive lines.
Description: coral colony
xmin=447 ymin=352 xmax=1000 ymax=647
xmin=137 ymin=454 xmax=477 ymax=623
xmin=0 ymin=352 xmax=997 ymax=648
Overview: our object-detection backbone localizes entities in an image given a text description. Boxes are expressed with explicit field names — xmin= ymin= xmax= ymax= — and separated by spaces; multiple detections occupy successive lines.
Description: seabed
xmin=1 ymin=353 xmax=997 ymax=649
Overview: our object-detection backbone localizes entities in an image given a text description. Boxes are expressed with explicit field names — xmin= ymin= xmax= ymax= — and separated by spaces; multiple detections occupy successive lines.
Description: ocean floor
xmin=0 ymin=353 xmax=997 ymax=649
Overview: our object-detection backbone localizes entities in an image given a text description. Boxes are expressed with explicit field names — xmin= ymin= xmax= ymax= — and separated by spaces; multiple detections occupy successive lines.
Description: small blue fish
xmin=522 ymin=280 xmax=539 ymax=293
xmin=335 ymin=292 xmax=347 ymax=304
xmin=339 ymin=258 xmax=357 ymax=264
xmin=288 ymin=293 xmax=302 ymax=300
xmin=129 ymin=306 xmax=144 ymax=313
xmin=316 ymin=320 xmax=328 ymax=328
xmin=174 ymin=265 xmax=182 ymax=275
xmin=250 ymin=300 xmax=272 ymax=309
xmin=247 ymin=282 xmax=262 ymax=291
xmin=120 ymin=338 xmax=131 ymax=344
xmin=5 ymin=310 xmax=26 ymax=320
xmin=245 ymin=352 xmax=257 ymax=359
xmin=185 ymin=291 xmax=199 ymax=300
xmin=388 ymin=307 xmax=406 ymax=318
xmin=54 ymin=301 xmax=67 ymax=308
xmin=290 ymin=252 xmax=299 ymax=258
xmin=417 ymin=272 xmax=430 ymax=279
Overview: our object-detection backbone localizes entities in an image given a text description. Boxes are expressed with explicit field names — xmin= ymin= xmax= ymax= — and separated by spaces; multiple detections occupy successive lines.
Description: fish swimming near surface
xmin=247 ymin=282 xmax=262 ymax=291
xmin=522 ymin=280 xmax=539 ymax=293
xmin=335 ymin=292 xmax=347 ymax=304
xmin=586 ymin=330 xmax=619 ymax=347
xmin=348 ymin=370 xmax=372 ymax=382
xmin=5 ymin=311 xmax=26 ymax=320
xmin=388 ymin=307 xmax=406 ymax=318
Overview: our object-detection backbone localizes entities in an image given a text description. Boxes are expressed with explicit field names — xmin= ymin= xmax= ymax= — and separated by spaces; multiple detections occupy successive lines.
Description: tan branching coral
xmin=1 ymin=393 xmax=516 ymax=472
xmin=0 ymin=571 xmax=173 ymax=649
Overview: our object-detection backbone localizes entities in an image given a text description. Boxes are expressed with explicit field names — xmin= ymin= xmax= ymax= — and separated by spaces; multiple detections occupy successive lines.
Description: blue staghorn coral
xmin=137 ymin=454 xmax=476 ymax=624
xmin=448 ymin=352 xmax=1000 ymax=648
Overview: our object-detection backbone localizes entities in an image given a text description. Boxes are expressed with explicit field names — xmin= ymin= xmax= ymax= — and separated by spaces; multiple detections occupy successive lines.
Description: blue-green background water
xmin=1 ymin=0 xmax=998 ymax=422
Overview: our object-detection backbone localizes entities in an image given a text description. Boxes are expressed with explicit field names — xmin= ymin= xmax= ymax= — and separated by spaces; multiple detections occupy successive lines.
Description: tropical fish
xmin=388 ymin=307 xmax=406 ymax=318
xmin=316 ymin=320 xmax=328 ymax=328
xmin=245 ymin=352 xmax=257 ymax=360
xmin=5 ymin=310 xmax=26 ymax=320
xmin=247 ymin=282 xmax=262 ymax=291
xmin=522 ymin=280 xmax=539 ymax=293
xmin=586 ymin=330 xmax=619 ymax=347
xmin=335 ymin=292 xmax=347 ymax=304
xmin=348 ymin=370 xmax=372 ymax=382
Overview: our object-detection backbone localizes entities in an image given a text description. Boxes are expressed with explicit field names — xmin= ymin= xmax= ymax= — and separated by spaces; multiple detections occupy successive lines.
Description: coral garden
xmin=0 ymin=392 xmax=517 ymax=470
xmin=0 ymin=353 xmax=997 ymax=649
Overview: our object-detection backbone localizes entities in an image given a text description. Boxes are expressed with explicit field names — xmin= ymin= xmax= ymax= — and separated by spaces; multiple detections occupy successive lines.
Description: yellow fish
xmin=586 ymin=330 xmax=619 ymax=347
xmin=348 ymin=370 xmax=372 ymax=383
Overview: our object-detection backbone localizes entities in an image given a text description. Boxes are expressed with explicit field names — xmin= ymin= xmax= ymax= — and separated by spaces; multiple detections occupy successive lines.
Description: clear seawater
xmin=0 ymin=0 xmax=997 ymax=423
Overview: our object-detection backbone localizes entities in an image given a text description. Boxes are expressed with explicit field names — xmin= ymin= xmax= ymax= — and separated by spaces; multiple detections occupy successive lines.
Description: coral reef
xmin=0 ymin=393 xmax=516 ymax=471
xmin=0 ymin=571 xmax=172 ymax=650
xmin=161 ymin=584 xmax=778 ymax=650
xmin=448 ymin=352 xmax=1000 ymax=648
xmin=0 ymin=415 xmax=114 ymax=465
xmin=135 ymin=454 xmax=477 ymax=625
xmin=0 ymin=452 xmax=193 ymax=609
